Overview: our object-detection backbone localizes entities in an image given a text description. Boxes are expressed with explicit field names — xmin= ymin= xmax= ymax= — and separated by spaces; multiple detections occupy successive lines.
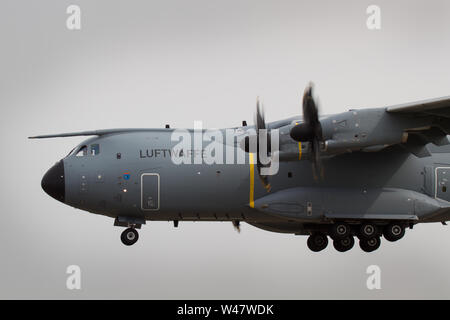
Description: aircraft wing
xmin=29 ymin=95 xmax=450 ymax=160
xmin=382 ymin=96 xmax=450 ymax=156
xmin=28 ymin=128 xmax=169 ymax=139
xmin=274 ymin=95 xmax=450 ymax=160
xmin=386 ymin=95 xmax=450 ymax=117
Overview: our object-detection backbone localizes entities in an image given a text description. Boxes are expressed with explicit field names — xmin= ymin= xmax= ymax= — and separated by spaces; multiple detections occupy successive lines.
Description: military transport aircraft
xmin=30 ymin=84 xmax=450 ymax=252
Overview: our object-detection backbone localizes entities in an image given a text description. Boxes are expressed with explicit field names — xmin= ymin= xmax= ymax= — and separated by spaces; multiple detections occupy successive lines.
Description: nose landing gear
xmin=121 ymin=228 xmax=139 ymax=246
xmin=114 ymin=217 xmax=145 ymax=246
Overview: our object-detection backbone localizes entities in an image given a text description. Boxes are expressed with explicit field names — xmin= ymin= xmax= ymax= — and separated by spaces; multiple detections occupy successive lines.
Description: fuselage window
xmin=91 ymin=144 xmax=100 ymax=156
xmin=76 ymin=145 xmax=88 ymax=157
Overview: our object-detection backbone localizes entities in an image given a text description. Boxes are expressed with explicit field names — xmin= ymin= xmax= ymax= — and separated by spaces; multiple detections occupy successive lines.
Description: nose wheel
xmin=121 ymin=228 xmax=139 ymax=246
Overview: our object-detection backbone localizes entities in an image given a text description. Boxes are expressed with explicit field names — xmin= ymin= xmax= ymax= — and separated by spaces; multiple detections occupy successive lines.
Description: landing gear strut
xmin=121 ymin=228 xmax=139 ymax=246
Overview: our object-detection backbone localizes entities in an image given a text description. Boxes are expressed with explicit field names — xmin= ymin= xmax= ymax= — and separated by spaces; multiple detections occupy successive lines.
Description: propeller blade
xmin=289 ymin=82 xmax=324 ymax=179
xmin=302 ymin=83 xmax=320 ymax=126
xmin=254 ymin=98 xmax=271 ymax=192
xmin=311 ymin=138 xmax=324 ymax=180
xmin=255 ymin=98 xmax=266 ymax=132
xmin=232 ymin=220 xmax=241 ymax=233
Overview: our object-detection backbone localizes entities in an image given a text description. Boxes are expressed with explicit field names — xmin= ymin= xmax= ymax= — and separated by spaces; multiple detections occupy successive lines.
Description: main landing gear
xmin=306 ymin=221 xmax=406 ymax=253
xmin=383 ymin=222 xmax=405 ymax=242
xmin=359 ymin=236 xmax=381 ymax=252
xmin=333 ymin=236 xmax=355 ymax=252
xmin=121 ymin=228 xmax=139 ymax=246
xmin=307 ymin=232 xmax=328 ymax=252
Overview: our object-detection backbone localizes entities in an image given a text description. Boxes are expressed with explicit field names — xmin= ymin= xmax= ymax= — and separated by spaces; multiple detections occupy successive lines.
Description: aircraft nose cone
xmin=41 ymin=160 xmax=65 ymax=202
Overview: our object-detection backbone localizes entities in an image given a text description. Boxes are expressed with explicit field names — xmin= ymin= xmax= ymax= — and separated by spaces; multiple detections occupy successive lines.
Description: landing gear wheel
xmin=121 ymin=228 xmax=139 ymax=246
xmin=359 ymin=223 xmax=378 ymax=240
xmin=333 ymin=236 xmax=355 ymax=252
xmin=383 ymin=223 xmax=405 ymax=242
xmin=330 ymin=222 xmax=351 ymax=240
xmin=307 ymin=232 xmax=328 ymax=252
xmin=359 ymin=236 xmax=381 ymax=252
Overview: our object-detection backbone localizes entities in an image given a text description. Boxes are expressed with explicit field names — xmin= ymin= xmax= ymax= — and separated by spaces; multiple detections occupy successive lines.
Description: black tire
xmin=330 ymin=222 xmax=351 ymax=240
xmin=333 ymin=236 xmax=355 ymax=252
xmin=359 ymin=236 xmax=381 ymax=253
xmin=121 ymin=228 xmax=139 ymax=246
xmin=307 ymin=232 xmax=328 ymax=252
xmin=383 ymin=223 xmax=405 ymax=242
xmin=359 ymin=223 xmax=378 ymax=240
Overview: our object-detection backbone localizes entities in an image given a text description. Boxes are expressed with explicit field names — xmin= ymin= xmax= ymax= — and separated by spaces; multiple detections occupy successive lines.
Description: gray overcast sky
xmin=1 ymin=0 xmax=450 ymax=299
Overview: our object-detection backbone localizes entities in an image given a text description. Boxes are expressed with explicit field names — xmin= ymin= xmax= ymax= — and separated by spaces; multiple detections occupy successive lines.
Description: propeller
xmin=254 ymin=99 xmax=272 ymax=192
xmin=232 ymin=220 xmax=241 ymax=233
xmin=290 ymin=83 xmax=324 ymax=179
xmin=242 ymin=98 xmax=272 ymax=192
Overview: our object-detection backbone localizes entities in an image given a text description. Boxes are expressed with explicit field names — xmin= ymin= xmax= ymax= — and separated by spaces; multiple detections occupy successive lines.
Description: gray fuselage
xmin=46 ymin=129 xmax=450 ymax=235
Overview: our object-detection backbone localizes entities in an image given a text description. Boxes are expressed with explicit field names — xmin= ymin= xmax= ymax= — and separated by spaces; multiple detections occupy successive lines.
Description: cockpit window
xmin=90 ymin=144 xmax=100 ymax=156
xmin=67 ymin=144 xmax=99 ymax=158
xmin=66 ymin=147 xmax=77 ymax=158
xmin=76 ymin=145 xmax=88 ymax=157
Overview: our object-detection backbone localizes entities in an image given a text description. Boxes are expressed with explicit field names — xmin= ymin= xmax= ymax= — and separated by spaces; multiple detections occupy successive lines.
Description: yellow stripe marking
xmin=298 ymin=142 xmax=302 ymax=160
xmin=249 ymin=153 xmax=255 ymax=208
xmin=294 ymin=122 xmax=302 ymax=161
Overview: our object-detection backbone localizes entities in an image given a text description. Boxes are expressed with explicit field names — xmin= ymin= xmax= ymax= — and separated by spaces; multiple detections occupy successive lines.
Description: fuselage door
xmin=435 ymin=167 xmax=450 ymax=202
xmin=141 ymin=173 xmax=160 ymax=211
